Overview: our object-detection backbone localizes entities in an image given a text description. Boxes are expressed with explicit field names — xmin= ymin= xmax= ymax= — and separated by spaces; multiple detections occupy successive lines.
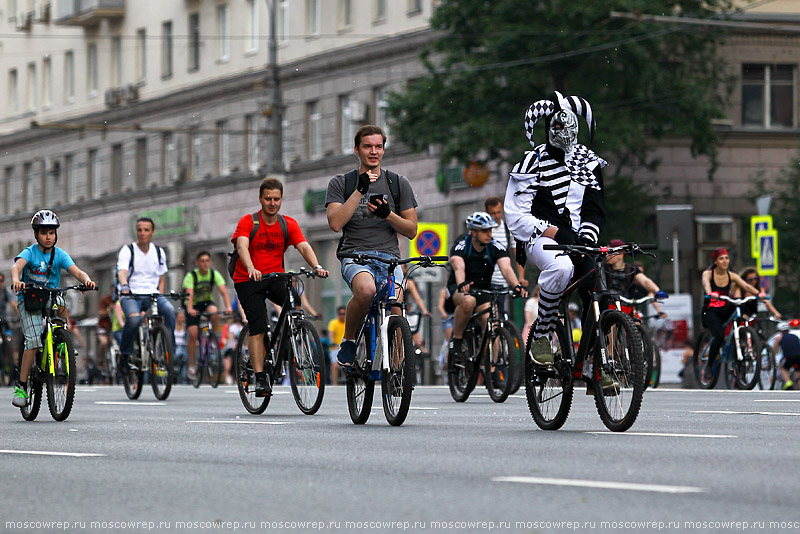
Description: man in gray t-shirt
xmin=325 ymin=125 xmax=418 ymax=366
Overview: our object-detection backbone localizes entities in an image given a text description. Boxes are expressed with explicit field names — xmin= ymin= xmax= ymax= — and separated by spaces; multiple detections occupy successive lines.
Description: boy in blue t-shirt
xmin=9 ymin=210 xmax=96 ymax=408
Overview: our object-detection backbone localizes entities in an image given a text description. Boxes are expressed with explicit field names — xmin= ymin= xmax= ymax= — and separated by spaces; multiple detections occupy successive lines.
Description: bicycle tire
xmin=382 ymin=315 xmax=415 ymax=426
xmin=593 ymin=310 xmax=644 ymax=432
xmin=150 ymin=325 xmax=175 ymax=400
xmin=483 ymin=326 xmax=515 ymax=403
xmin=692 ymin=330 xmax=719 ymax=389
xmin=504 ymin=321 xmax=524 ymax=395
xmin=46 ymin=328 xmax=76 ymax=421
xmin=235 ymin=325 xmax=269 ymax=415
xmin=288 ymin=318 xmax=325 ymax=415
xmin=732 ymin=326 xmax=761 ymax=390
xmin=758 ymin=343 xmax=777 ymax=390
xmin=191 ymin=338 xmax=204 ymax=388
xmin=20 ymin=351 xmax=43 ymax=421
xmin=207 ymin=332 xmax=223 ymax=388
xmin=346 ymin=334 xmax=374 ymax=424
xmin=650 ymin=340 xmax=662 ymax=389
xmin=104 ymin=344 xmax=119 ymax=385
xmin=123 ymin=337 xmax=144 ymax=400
xmin=524 ymin=320 xmax=573 ymax=431
xmin=637 ymin=324 xmax=652 ymax=392
xmin=447 ymin=321 xmax=480 ymax=402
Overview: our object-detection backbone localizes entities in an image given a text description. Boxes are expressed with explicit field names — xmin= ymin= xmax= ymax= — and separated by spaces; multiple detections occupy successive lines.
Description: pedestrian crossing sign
xmin=750 ymin=215 xmax=772 ymax=258
xmin=756 ymin=229 xmax=778 ymax=276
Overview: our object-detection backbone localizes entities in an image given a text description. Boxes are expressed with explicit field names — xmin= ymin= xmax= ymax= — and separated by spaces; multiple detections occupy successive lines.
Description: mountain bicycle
xmin=447 ymin=287 xmax=521 ymax=404
xmin=121 ymin=292 xmax=181 ymax=400
xmin=192 ymin=311 xmax=225 ymax=388
xmin=618 ymin=293 xmax=668 ymax=390
xmin=0 ymin=316 xmax=19 ymax=387
xmin=235 ymin=269 xmax=326 ymax=415
xmin=19 ymin=284 xmax=95 ymax=422
xmin=338 ymin=253 xmax=446 ymax=426
xmin=753 ymin=315 xmax=781 ymax=390
xmin=525 ymin=242 xmax=647 ymax=432
xmin=693 ymin=294 xmax=762 ymax=390
xmin=102 ymin=330 xmax=122 ymax=385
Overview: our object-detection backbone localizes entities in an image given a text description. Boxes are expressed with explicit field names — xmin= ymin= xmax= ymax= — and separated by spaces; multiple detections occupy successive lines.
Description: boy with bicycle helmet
xmin=9 ymin=210 xmax=96 ymax=407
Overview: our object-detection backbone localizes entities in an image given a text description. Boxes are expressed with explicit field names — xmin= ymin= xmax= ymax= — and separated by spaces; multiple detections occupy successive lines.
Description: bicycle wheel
xmin=447 ymin=321 xmax=480 ymax=402
xmin=45 ymin=328 xmax=76 ymax=421
xmin=758 ymin=343 xmax=777 ymax=390
xmin=191 ymin=338 xmax=204 ymax=388
xmin=650 ymin=340 xmax=662 ymax=389
xmin=692 ymin=330 xmax=719 ymax=389
xmin=593 ymin=310 xmax=644 ymax=432
xmin=20 ymin=352 xmax=43 ymax=421
xmin=235 ymin=325 xmax=270 ymax=415
xmin=504 ymin=321 xmax=524 ymax=395
xmin=104 ymin=344 xmax=119 ymax=385
xmin=207 ymin=332 xmax=223 ymax=388
xmin=637 ymin=324 xmax=652 ymax=392
xmin=524 ymin=320 xmax=573 ymax=431
xmin=483 ymin=326 xmax=515 ymax=403
xmin=382 ymin=315 xmax=415 ymax=426
xmin=346 ymin=334 xmax=375 ymax=424
xmin=732 ymin=326 xmax=761 ymax=390
xmin=123 ymin=337 xmax=144 ymax=400
xmin=288 ymin=318 xmax=325 ymax=415
xmin=150 ymin=325 xmax=175 ymax=400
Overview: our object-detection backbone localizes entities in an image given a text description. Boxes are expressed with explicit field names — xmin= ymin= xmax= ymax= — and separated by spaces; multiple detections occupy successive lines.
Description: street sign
xmin=756 ymin=229 xmax=778 ymax=276
xmin=750 ymin=215 xmax=772 ymax=258
xmin=410 ymin=222 xmax=449 ymax=264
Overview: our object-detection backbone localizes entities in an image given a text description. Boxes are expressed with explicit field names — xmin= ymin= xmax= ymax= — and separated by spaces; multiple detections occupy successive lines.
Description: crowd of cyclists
xmin=4 ymin=112 xmax=799 ymax=418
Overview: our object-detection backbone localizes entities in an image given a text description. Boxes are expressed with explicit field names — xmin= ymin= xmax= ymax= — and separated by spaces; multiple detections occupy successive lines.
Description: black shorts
xmin=782 ymin=353 xmax=800 ymax=371
xmin=185 ymin=301 xmax=213 ymax=328
xmin=235 ymin=278 xmax=293 ymax=337
xmin=444 ymin=283 xmax=493 ymax=315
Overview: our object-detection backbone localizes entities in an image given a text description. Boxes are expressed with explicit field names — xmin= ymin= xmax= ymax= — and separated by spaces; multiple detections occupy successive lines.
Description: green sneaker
xmin=782 ymin=380 xmax=793 ymax=390
xmin=585 ymin=372 xmax=620 ymax=396
xmin=530 ymin=337 xmax=554 ymax=365
xmin=12 ymin=383 xmax=29 ymax=408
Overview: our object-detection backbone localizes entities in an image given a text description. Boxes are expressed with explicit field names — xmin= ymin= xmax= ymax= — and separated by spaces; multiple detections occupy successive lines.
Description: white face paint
xmin=548 ymin=109 xmax=579 ymax=152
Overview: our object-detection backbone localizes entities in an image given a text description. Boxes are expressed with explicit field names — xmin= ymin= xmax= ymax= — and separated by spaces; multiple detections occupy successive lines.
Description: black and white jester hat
xmin=523 ymin=90 xmax=596 ymax=149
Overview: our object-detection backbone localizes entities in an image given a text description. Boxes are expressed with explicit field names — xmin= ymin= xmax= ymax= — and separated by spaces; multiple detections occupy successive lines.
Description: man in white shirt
xmin=485 ymin=196 xmax=527 ymax=316
xmin=117 ymin=217 xmax=175 ymax=364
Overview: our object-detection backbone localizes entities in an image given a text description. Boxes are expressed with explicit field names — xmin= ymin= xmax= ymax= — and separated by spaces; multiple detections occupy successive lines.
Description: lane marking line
xmin=586 ymin=432 xmax=736 ymax=439
xmin=693 ymin=410 xmax=800 ymax=417
xmin=492 ymin=476 xmax=704 ymax=494
xmin=94 ymin=401 xmax=165 ymax=406
xmin=0 ymin=449 xmax=106 ymax=458
xmin=754 ymin=399 xmax=800 ymax=403
xmin=185 ymin=420 xmax=293 ymax=425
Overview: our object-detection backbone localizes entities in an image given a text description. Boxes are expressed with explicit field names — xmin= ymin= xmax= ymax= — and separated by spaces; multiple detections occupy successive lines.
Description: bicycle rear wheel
xmin=207 ymin=332 xmax=223 ymax=388
xmin=524 ymin=321 xmax=573 ymax=431
xmin=447 ymin=321 xmax=480 ymax=402
xmin=150 ymin=325 xmax=175 ymax=400
xmin=692 ymin=330 xmax=719 ymax=389
xmin=46 ymin=328 xmax=76 ymax=421
xmin=123 ymin=337 xmax=145 ymax=400
xmin=483 ymin=326 xmax=515 ymax=403
xmin=732 ymin=326 xmax=761 ymax=390
xmin=346 ymin=334 xmax=374 ymax=424
xmin=650 ymin=340 xmax=662 ymax=389
xmin=382 ymin=316 xmax=415 ymax=426
xmin=504 ymin=321 xmax=524 ymax=395
xmin=638 ymin=324 xmax=652 ymax=392
xmin=288 ymin=318 xmax=325 ymax=415
xmin=235 ymin=325 xmax=269 ymax=415
xmin=758 ymin=343 xmax=777 ymax=390
xmin=593 ymin=310 xmax=644 ymax=432
xmin=20 ymin=351 xmax=43 ymax=421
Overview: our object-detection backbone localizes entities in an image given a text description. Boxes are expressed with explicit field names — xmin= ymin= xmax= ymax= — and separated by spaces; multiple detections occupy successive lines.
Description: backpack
xmin=113 ymin=243 xmax=166 ymax=299
xmin=336 ymin=169 xmax=402 ymax=257
xmin=190 ymin=268 xmax=217 ymax=304
xmin=227 ymin=212 xmax=288 ymax=279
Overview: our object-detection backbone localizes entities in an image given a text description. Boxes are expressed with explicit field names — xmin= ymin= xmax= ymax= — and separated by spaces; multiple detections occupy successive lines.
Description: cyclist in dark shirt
xmin=604 ymin=239 xmax=665 ymax=316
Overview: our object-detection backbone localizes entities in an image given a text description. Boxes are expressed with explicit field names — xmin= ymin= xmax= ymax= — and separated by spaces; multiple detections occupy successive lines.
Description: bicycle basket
xmin=23 ymin=287 xmax=50 ymax=312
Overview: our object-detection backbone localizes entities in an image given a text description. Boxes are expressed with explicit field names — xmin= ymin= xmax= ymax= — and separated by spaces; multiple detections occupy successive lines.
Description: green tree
xmin=765 ymin=152 xmax=800 ymax=315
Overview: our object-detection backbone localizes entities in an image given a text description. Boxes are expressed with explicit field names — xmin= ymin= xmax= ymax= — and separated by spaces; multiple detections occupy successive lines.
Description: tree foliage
xmin=764 ymin=152 xmax=800 ymax=315
xmin=387 ymin=0 xmax=735 ymax=179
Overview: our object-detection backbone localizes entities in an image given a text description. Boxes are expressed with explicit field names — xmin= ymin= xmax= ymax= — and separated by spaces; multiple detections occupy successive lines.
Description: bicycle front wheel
xmin=593 ymin=310 xmax=644 ymax=432
xmin=288 ymin=318 xmax=325 ymax=415
xmin=46 ymin=328 xmax=76 ymax=421
xmin=524 ymin=321 xmax=573 ymax=431
xmin=504 ymin=321 xmax=524 ymax=395
xmin=123 ymin=337 xmax=144 ymax=400
xmin=758 ymin=343 xmax=777 ymax=390
xmin=692 ymin=330 xmax=719 ymax=389
xmin=650 ymin=340 xmax=662 ymax=389
xmin=382 ymin=315 xmax=415 ymax=426
xmin=732 ymin=326 xmax=761 ymax=390
xmin=346 ymin=335 xmax=374 ymax=424
xmin=483 ymin=326 xmax=515 ymax=403
xmin=20 ymin=351 xmax=43 ymax=421
xmin=235 ymin=325 xmax=269 ymax=415
xmin=637 ymin=324 xmax=652 ymax=392
xmin=207 ymin=332 xmax=223 ymax=388
xmin=150 ymin=325 xmax=175 ymax=400
xmin=447 ymin=322 xmax=480 ymax=402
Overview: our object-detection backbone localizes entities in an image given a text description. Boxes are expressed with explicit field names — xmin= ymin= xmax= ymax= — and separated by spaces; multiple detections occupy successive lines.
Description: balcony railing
xmin=56 ymin=0 xmax=125 ymax=26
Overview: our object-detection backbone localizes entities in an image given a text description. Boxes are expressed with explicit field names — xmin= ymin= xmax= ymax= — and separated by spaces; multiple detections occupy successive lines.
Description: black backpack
xmin=336 ymin=169 xmax=402 ymax=258
xmin=227 ymin=213 xmax=288 ymax=278
xmin=113 ymin=243 xmax=166 ymax=299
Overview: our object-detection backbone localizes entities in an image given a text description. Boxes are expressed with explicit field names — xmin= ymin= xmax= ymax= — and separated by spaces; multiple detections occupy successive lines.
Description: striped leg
xmin=526 ymin=237 xmax=574 ymax=340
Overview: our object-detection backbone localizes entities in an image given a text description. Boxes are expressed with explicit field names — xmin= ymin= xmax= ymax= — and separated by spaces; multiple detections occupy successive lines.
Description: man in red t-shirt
xmin=231 ymin=177 xmax=328 ymax=396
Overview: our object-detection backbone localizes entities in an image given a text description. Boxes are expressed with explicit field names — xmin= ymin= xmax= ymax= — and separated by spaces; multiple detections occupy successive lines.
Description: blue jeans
xmin=341 ymin=250 xmax=403 ymax=295
xmin=120 ymin=295 xmax=176 ymax=356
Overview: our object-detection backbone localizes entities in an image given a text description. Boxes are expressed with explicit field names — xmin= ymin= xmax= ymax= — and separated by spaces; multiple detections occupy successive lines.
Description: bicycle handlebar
xmin=123 ymin=291 xmax=184 ymax=300
xmin=24 ymin=283 xmax=97 ymax=294
xmin=543 ymin=241 xmax=657 ymax=257
xmin=618 ymin=292 xmax=668 ymax=306
xmin=705 ymin=294 xmax=762 ymax=305
xmin=339 ymin=253 xmax=449 ymax=267
xmin=468 ymin=287 xmax=519 ymax=298
xmin=261 ymin=268 xmax=328 ymax=281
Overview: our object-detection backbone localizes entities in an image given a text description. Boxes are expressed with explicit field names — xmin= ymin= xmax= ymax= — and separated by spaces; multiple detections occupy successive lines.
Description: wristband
xmin=457 ymin=281 xmax=470 ymax=292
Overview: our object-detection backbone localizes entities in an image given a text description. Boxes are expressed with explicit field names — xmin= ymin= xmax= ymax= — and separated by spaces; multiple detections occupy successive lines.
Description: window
xmin=136 ymin=29 xmax=146 ymax=83
xmin=8 ymin=68 xmax=18 ymax=114
xmin=26 ymin=62 xmax=36 ymax=111
xmin=308 ymin=101 xmax=322 ymax=159
xmin=136 ymin=138 xmax=147 ymax=189
xmin=408 ymin=0 xmax=422 ymax=14
xmin=111 ymin=144 xmax=123 ymax=194
xmin=111 ymin=35 xmax=122 ymax=87
xmin=217 ymin=4 xmax=229 ymax=62
xmin=375 ymin=86 xmax=390 ymax=144
xmin=742 ymin=64 xmax=795 ymax=129
xmin=87 ymin=43 xmax=98 ymax=94
xmin=306 ymin=0 xmax=320 ymax=36
xmin=64 ymin=51 xmax=74 ymax=103
xmin=217 ymin=120 xmax=230 ymax=175
xmin=88 ymin=149 xmax=101 ymax=198
xmin=163 ymin=133 xmax=176 ymax=183
xmin=374 ymin=0 xmax=387 ymax=22
xmin=23 ymin=163 xmax=33 ymax=212
xmin=188 ymin=13 xmax=200 ymax=71
xmin=340 ymin=94 xmax=354 ymax=154
xmin=161 ymin=21 xmax=173 ymax=79
xmin=42 ymin=56 xmax=52 ymax=108
xmin=278 ymin=0 xmax=288 ymax=44
xmin=65 ymin=154 xmax=76 ymax=203
xmin=191 ymin=129 xmax=202 ymax=179
xmin=3 ymin=167 xmax=13 ymax=215
xmin=246 ymin=0 xmax=258 ymax=53
xmin=338 ymin=0 xmax=351 ymax=30
xmin=246 ymin=115 xmax=259 ymax=172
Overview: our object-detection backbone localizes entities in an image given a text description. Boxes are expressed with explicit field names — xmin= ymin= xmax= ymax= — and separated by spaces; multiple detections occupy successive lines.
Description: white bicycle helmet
xmin=465 ymin=211 xmax=498 ymax=231
xmin=31 ymin=209 xmax=60 ymax=230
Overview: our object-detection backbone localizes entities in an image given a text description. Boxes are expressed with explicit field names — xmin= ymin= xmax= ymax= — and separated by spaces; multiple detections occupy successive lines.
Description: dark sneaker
xmin=531 ymin=337 xmax=554 ymax=365
xmin=255 ymin=377 xmax=272 ymax=397
xmin=585 ymin=372 xmax=620 ymax=396
xmin=337 ymin=340 xmax=357 ymax=367
xmin=12 ymin=382 xmax=29 ymax=408
xmin=448 ymin=339 xmax=464 ymax=369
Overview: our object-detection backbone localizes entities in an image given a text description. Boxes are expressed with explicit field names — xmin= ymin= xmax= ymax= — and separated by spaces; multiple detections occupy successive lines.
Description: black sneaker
xmin=255 ymin=377 xmax=272 ymax=397
xmin=337 ymin=340 xmax=357 ymax=367
xmin=448 ymin=339 xmax=464 ymax=369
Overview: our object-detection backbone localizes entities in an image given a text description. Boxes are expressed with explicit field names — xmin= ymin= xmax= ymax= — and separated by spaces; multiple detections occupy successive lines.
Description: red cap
xmin=609 ymin=239 xmax=625 ymax=247
xmin=711 ymin=248 xmax=729 ymax=261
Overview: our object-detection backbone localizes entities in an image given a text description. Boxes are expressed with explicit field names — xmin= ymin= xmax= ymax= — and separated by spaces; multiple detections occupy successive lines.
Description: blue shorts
xmin=341 ymin=251 xmax=404 ymax=297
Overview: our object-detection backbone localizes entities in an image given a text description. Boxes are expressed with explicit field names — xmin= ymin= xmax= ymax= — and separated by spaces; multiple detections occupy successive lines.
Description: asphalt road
xmin=1 ymin=384 xmax=799 ymax=533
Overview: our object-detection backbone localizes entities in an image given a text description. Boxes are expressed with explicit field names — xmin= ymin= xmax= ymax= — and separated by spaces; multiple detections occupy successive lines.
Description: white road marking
xmin=409 ymin=407 xmax=437 ymax=410
xmin=693 ymin=410 xmax=800 ymax=416
xmin=754 ymin=399 xmax=800 ymax=403
xmin=94 ymin=401 xmax=165 ymax=406
xmin=185 ymin=420 xmax=293 ymax=425
xmin=0 ymin=449 xmax=106 ymax=458
xmin=493 ymin=476 xmax=705 ymax=494
xmin=586 ymin=431 xmax=736 ymax=439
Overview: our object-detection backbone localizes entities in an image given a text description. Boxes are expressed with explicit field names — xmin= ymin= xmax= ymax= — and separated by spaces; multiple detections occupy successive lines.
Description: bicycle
xmin=753 ymin=315 xmax=781 ymax=390
xmin=234 ymin=269 xmax=326 ymax=415
xmin=618 ymin=293 xmax=668 ymax=390
xmin=0 ymin=316 xmax=20 ymax=387
xmin=19 ymin=284 xmax=95 ymax=422
xmin=338 ymin=253 xmax=446 ymax=426
xmin=447 ymin=287 xmax=521 ymax=404
xmin=524 ymin=242 xmax=647 ymax=432
xmin=192 ymin=311 xmax=225 ymax=388
xmin=121 ymin=292 xmax=181 ymax=401
xmin=693 ymin=294 xmax=762 ymax=390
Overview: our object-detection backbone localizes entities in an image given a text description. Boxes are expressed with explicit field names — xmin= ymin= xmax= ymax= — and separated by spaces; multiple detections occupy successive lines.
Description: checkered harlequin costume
xmin=504 ymin=91 xmax=607 ymax=341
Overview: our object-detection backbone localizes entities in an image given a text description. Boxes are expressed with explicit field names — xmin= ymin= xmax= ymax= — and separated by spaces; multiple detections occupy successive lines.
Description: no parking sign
xmin=410 ymin=222 xmax=448 ymax=264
